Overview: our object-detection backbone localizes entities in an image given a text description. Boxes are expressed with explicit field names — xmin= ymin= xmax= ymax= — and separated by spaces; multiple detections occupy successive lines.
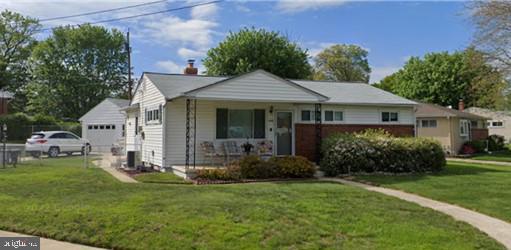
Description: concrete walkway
xmin=447 ymin=157 xmax=511 ymax=166
xmin=322 ymin=178 xmax=511 ymax=249
xmin=0 ymin=230 xmax=104 ymax=250
xmin=92 ymin=153 xmax=138 ymax=183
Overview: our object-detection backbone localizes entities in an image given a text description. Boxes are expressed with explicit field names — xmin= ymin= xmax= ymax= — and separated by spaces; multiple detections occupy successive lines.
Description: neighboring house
xmin=465 ymin=107 xmax=511 ymax=141
xmin=415 ymin=102 xmax=489 ymax=155
xmin=0 ymin=90 xmax=14 ymax=116
xmin=79 ymin=98 xmax=130 ymax=152
xmin=124 ymin=61 xmax=416 ymax=174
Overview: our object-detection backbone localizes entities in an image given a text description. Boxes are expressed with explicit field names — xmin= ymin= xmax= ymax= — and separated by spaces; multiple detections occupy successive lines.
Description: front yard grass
xmin=356 ymin=161 xmax=511 ymax=223
xmin=470 ymin=150 xmax=511 ymax=162
xmin=133 ymin=172 xmax=193 ymax=184
xmin=0 ymin=157 xmax=504 ymax=249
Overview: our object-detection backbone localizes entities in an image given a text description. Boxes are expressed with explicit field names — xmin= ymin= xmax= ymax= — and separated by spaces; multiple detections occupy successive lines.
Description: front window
xmin=324 ymin=110 xmax=343 ymax=122
xmin=421 ymin=119 xmax=437 ymax=128
xmin=382 ymin=112 xmax=398 ymax=122
xmin=488 ymin=120 xmax=504 ymax=128
xmin=301 ymin=110 xmax=312 ymax=121
xmin=460 ymin=120 xmax=469 ymax=137
xmin=216 ymin=109 xmax=265 ymax=139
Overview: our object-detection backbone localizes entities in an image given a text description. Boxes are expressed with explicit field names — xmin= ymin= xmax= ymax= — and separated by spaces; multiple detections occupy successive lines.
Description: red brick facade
xmin=295 ymin=123 xmax=415 ymax=162
xmin=471 ymin=128 xmax=489 ymax=141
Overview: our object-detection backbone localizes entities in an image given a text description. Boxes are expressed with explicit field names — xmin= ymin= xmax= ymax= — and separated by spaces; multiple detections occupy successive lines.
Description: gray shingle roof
xmin=292 ymin=80 xmax=416 ymax=105
xmin=143 ymin=71 xmax=415 ymax=106
xmin=107 ymin=98 xmax=130 ymax=108
xmin=416 ymin=102 xmax=488 ymax=120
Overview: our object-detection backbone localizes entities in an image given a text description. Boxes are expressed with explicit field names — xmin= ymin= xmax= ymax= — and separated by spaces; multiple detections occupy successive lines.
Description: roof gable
xmin=79 ymin=98 xmax=127 ymax=122
xmin=184 ymin=70 xmax=328 ymax=103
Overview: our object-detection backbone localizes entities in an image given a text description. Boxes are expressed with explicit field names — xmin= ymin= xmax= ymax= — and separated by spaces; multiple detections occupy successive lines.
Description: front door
xmin=276 ymin=111 xmax=293 ymax=155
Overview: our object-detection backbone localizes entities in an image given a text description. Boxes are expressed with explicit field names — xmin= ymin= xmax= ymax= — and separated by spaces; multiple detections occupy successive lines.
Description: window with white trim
xmin=324 ymin=110 xmax=343 ymax=122
xmin=488 ymin=120 xmax=504 ymax=128
xmin=145 ymin=105 xmax=163 ymax=124
xmin=382 ymin=112 xmax=398 ymax=122
xmin=420 ymin=119 xmax=437 ymax=128
xmin=460 ymin=120 xmax=470 ymax=137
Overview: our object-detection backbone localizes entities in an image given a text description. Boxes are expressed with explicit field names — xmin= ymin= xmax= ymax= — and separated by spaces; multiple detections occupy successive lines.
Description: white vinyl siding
xmin=79 ymin=99 xmax=127 ymax=152
xmin=295 ymin=105 xmax=414 ymax=125
xmin=165 ymin=99 xmax=295 ymax=166
xmin=187 ymin=71 xmax=324 ymax=103
xmin=138 ymin=76 xmax=166 ymax=167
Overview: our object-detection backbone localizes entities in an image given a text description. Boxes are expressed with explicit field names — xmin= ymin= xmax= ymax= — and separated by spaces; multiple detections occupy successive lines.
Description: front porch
xmin=177 ymin=98 xmax=324 ymax=175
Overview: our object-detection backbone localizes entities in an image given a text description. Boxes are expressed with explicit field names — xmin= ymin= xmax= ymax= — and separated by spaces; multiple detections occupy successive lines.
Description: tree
xmin=0 ymin=10 xmax=40 ymax=111
xmin=27 ymin=24 xmax=128 ymax=119
xmin=375 ymin=48 xmax=508 ymax=109
xmin=470 ymin=1 xmax=511 ymax=74
xmin=203 ymin=28 xmax=312 ymax=79
xmin=313 ymin=44 xmax=371 ymax=83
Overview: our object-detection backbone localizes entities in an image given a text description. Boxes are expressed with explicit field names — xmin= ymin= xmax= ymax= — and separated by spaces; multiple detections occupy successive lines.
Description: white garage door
xmin=85 ymin=124 xmax=122 ymax=152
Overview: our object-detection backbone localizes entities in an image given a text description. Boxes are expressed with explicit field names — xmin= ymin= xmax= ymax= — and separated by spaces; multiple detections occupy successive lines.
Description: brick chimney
xmin=183 ymin=59 xmax=198 ymax=75
xmin=458 ymin=99 xmax=465 ymax=111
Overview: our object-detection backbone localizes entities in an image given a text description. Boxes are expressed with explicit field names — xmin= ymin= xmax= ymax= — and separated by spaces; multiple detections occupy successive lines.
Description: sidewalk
xmin=92 ymin=153 xmax=138 ymax=183
xmin=447 ymin=157 xmax=511 ymax=166
xmin=0 ymin=230 xmax=104 ymax=250
xmin=322 ymin=178 xmax=511 ymax=249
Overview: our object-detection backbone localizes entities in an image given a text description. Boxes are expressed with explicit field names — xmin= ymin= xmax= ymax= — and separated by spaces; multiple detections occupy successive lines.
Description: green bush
xmin=461 ymin=140 xmax=486 ymax=154
xmin=269 ymin=156 xmax=316 ymax=178
xmin=320 ymin=132 xmax=445 ymax=176
xmin=488 ymin=134 xmax=505 ymax=151
xmin=195 ymin=165 xmax=241 ymax=181
xmin=239 ymin=155 xmax=276 ymax=179
xmin=0 ymin=113 xmax=81 ymax=141
xmin=196 ymin=156 xmax=316 ymax=180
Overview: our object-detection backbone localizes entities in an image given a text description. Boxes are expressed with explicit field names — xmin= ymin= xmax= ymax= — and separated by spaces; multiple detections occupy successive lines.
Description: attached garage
xmin=79 ymin=98 xmax=129 ymax=152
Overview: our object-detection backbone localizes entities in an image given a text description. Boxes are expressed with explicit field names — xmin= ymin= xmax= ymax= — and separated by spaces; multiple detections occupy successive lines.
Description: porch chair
xmin=200 ymin=141 xmax=224 ymax=166
xmin=223 ymin=141 xmax=242 ymax=164
xmin=256 ymin=140 xmax=273 ymax=160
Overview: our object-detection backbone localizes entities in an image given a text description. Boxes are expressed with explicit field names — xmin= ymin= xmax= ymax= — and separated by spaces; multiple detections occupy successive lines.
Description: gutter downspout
xmin=162 ymin=101 xmax=168 ymax=171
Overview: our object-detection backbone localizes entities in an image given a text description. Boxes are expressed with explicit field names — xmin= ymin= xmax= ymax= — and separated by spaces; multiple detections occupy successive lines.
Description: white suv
xmin=25 ymin=131 xmax=91 ymax=158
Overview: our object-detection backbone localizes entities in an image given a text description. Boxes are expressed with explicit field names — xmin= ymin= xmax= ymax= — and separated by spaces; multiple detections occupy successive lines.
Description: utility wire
xmin=38 ymin=0 xmax=221 ymax=32
xmin=39 ymin=0 xmax=168 ymax=22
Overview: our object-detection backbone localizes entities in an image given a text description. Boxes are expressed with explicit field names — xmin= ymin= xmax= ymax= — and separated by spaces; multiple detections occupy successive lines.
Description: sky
xmin=2 ymin=0 xmax=474 ymax=83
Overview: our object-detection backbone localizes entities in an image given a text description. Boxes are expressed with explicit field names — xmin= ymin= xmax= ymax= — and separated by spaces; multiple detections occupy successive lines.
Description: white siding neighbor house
xmin=124 ymin=62 xmax=416 ymax=177
xmin=466 ymin=107 xmax=511 ymax=141
xmin=79 ymin=98 xmax=129 ymax=152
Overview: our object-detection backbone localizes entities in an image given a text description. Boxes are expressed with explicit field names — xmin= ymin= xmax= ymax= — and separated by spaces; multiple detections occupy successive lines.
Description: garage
xmin=79 ymin=98 xmax=129 ymax=152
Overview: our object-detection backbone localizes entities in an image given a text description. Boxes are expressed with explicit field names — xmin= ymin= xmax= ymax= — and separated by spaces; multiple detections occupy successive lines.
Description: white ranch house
xmin=79 ymin=98 xmax=129 ymax=152
xmin=123 ymin=67 xmax=416 ymax=176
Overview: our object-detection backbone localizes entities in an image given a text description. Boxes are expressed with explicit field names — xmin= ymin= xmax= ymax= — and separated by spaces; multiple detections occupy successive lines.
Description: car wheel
xmin=48 ymin=147 xmax=60 ymax=158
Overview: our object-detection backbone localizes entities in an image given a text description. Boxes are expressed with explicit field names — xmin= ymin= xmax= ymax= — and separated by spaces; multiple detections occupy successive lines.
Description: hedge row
xmin=0 ymin=113 xmax=81 ymax=141
xmin=320 ymin=130 xmax=445 ymax=176
xmin=460 ymin=134 xmax=506 ymax=154
xmin=195 ymin=155 xmax=316 ymax=180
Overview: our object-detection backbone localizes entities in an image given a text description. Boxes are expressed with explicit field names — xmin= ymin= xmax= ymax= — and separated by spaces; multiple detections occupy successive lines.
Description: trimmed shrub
xmin=488 ymin=134 xmax=505 ymax=151
xmin=460 ymin=140 xmax=486 ymax=154
xmin=269 ymin=156 xmax=316 ymax=178
xmin=320 ymin=132 xmax=445 ymax=176
xmin=195 ymin=165 xmax=241 ymax=181
xmin=239 ymin=155 xmax=276 ymax=179
xmin=196 ymin=156 xmax=316 ymax=180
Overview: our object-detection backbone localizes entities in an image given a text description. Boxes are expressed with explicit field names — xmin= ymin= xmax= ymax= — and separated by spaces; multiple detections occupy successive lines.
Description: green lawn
xmin=133 ymin=172 xmax=193 ymax=184
xmin=356 ymin=162 xmax=511 ymax=223
xmin=0 ymin=157 xmax=504 ymax=249
xmin=470 ymin=150 xmax=511 ymax=162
